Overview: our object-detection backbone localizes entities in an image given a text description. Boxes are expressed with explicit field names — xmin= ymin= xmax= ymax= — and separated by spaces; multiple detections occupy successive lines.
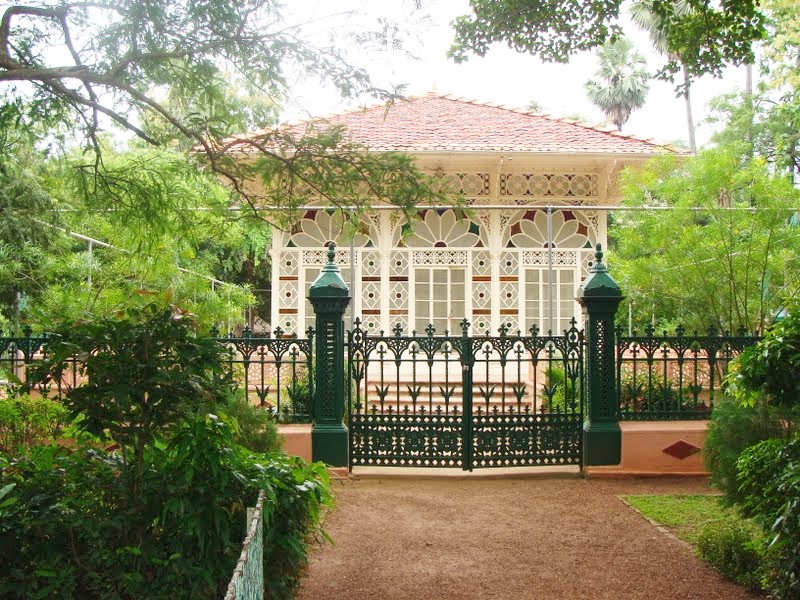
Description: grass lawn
xmin=622 ymin=494 xmax=756 ymax=545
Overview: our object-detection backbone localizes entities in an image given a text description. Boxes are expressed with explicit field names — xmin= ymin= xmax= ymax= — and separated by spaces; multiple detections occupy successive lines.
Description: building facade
xmin=267 ymin=95 xmax=677 ymax=336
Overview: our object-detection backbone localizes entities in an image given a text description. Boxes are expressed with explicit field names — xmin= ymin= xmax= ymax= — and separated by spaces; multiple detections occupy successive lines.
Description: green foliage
xmin=696 ymin=519 xmax=764 ymax=589
xmin=284 ymin=376 xmax=313 ymax=423
xmin=585 ymin=37 xmax=650 ymax=131
xmin=0 ymin=417 xmax=330 ymax=599
xmin=262 ymin=457 xmax=332 ymax=598
xmin=0 ymin=1 xmax=441 ymax=224
xmin=1 ymin=304 xmax=330 ymax=597
xmin=736 ymin=437 xmax=800 ymax=599
xmin=24 ymin=298 xmax=234 ymax=514
xmin=449 ymin=0 xmax=764 ymax=84
xmin=219 ymin=392 xmax=282 ymax=454
xmin=542 ymin=366 xmax=579 ymax=413
xmin=704 ymin=394 xmax=788 ymax=503
xmin=731 ymin=311 xmax=800 ymax=414
xmin=0 ymin=135 xmax=260 ymax=329
xmin=0 ymin=394 xmax=70 ymax=455
xmin=612 ymin=146 xmax=800 ymax=332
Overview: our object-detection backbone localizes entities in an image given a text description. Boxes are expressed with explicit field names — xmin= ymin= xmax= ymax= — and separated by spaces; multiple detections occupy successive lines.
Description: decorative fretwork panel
xmin=508 ymin=209 xmax=594 ymax=249
xmin=303 ymin=249 xmax=355 ymax=267
xmin=431 ymin=172 xmax=491 ymax=196
xmin=616 ymin=326 xmax=760 ymax=420
xmin=347 ymin=321 xmax=585 ymax=469
xmin=412 ymin=250 xmax=468 ymax=266
xmin=288 ymin=210 xmax=374 ymax=248
xmin=472 ymin=413 xmax=583 ymax=467
xmin=499 ymin=172 xmax=599 ymax=198
xmin=523 ymin=250 xmax=578 ymax=267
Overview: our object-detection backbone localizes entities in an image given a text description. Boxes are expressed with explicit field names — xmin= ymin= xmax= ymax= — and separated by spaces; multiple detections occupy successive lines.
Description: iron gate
xmin=348 ymin=319 xmax=584 ymax=470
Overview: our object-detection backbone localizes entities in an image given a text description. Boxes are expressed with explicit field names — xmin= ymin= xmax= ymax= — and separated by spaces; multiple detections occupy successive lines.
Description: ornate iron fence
xmin=212 ymin=327 xmax=314 ymax=423
xmin=0 ymin=327 xmax=314 ymax=424
xmin=347 ymin=319 xmax=584 ymax=469
xmin=615 ymin=325 xmax=760 ymax=420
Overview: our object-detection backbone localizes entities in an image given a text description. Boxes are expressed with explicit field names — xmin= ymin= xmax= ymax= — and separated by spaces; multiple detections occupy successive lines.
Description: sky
xmin=281 ymin=0 xmax=752 ymax=149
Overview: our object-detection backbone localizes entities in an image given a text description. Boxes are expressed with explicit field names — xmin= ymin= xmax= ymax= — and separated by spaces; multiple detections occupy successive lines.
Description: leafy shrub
xmin=733 ymin=311 xmax=800 ymax=414
xmin=703 ymin=394 xmax=787 ymax=503
xmin=542 ymin=366 xmax=580 ymax=413
xmin=0 ymin=414 xmax=330 ymax=599
xmin=284 ymin=376 xmax=312 ymax=422
xmin=1 ymin=300 xmax=331 ymax=598
xmin=219 ymin=391 xmax=282 ymax=454
xmin=0 ymin=394 xmax=69 ymax=454
xmin=737 ymin=437 xmax=800 ymax=600
xmin=696 ymin=519 xmax=763 ymax=590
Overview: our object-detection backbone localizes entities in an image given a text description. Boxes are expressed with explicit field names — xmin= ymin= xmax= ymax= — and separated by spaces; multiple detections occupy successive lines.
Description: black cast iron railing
xmin=347 ymin=319 xmax=584 ymax=469
xmin=615 ymin=325 xmax=760 ymax=421
xmin=0 ymin=327 xmax=315 ymax=424
xmin=211 ymin=326 xmax=315 ymax=424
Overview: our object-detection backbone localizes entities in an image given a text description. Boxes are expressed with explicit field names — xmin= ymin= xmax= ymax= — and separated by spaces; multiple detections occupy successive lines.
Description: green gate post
xmin=308 ymin=243 xmax=351 ymax=466
xmin=577 ymin=244 xmax=623 ymax=467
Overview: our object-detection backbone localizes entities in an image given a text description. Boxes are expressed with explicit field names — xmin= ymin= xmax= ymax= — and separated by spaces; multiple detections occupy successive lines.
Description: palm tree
xmin=630 ymin=0 xmax=696 ymax=152
xmin=585 ymin=38 xmax=650 ymax=131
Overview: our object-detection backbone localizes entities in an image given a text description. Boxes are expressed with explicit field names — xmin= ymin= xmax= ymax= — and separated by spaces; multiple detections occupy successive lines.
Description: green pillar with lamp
xmin=308 ymin=242 xmax=350 ymax=466
xmin=577 ymin=244 xmax=623 ymax=466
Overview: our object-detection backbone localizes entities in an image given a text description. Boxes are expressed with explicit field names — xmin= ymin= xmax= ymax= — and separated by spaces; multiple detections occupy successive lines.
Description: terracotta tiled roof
xmin=267 ymin=93 xmax=678 ymax=155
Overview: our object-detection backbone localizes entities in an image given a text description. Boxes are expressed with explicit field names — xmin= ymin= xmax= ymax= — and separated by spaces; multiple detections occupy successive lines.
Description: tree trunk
xmin=682 ymin=63 xmax=696 ymax=153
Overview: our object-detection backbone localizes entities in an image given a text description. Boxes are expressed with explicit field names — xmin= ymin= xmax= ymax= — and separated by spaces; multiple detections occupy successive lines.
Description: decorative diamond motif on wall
xmin=390 ymin=252 xmax=408 ymax=276
xmin=473 ymin=282 xmax=490 ymax=309
xmin=662 ymin=440 xmax=701 ymax=460
xmin=362 ymin=282 xmax=380 ymax=310
xmin=390 ymin=282 xmax=407 ymax=309
xmin=500 ymin=252 xmax=518 ymax=276
xmin=472 ymin=251 xmax=491 ymax=276
xmin=280 ymin=253 xmax=299 ymax=276
xmin=500 ymin=282 xmax=518 ymax=308
xmin=279 ymin=281 xmax=298 ymax=303
xmin=362 ymin=251 xmax=381 ymax=277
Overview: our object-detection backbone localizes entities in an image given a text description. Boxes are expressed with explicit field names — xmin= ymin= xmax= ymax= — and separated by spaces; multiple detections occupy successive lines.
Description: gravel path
xmin=297 ymin=473 xmax=759 ymax=600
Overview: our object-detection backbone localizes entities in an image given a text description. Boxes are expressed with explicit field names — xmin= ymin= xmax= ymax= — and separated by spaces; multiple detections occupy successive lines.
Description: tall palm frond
xmin=585 ymin=38 xmax=650 ymax=131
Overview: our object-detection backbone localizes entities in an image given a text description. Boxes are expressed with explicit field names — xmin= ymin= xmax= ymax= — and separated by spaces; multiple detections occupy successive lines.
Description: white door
xmin=414 ymin=267 xmax=465 ymax=334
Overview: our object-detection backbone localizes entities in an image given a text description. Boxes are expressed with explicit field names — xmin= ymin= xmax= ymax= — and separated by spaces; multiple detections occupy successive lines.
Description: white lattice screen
xmin=273 ymin=192 xmax=604 ymax=335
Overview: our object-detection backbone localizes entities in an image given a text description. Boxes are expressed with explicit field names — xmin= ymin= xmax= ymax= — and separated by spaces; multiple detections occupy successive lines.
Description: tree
xmin=0 ymin=124 xmax=265 ymax=331
xmin=706 ymin=0 xmax=800 ymax=181
xmin=0 ymin=1 xmax=442 ymax=222
xmin=630 ymin=0 xmax=696 ymax=151
xmin=611 ymin=145 xmax=800 ymax=333
xmin=584 ymin=38 xmax=650 ymax=131
xmin=449 ymin=0 xmax=765 ymax=86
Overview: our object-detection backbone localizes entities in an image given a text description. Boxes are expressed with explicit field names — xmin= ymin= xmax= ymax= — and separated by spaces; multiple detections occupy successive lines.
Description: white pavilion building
xmin=265 ymin=94 xmax=678 ymax=336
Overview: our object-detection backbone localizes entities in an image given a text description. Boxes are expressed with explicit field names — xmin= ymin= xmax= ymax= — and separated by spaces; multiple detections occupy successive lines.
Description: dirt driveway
xmin=298 ymin=472 xmax=758 ymax=600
